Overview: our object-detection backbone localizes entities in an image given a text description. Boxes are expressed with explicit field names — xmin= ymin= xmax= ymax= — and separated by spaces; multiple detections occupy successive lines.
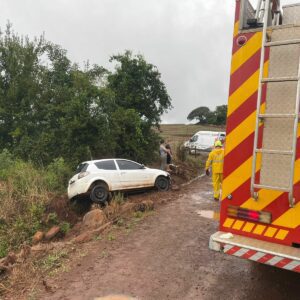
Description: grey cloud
xmin=1 ymin=0 xmax=298 ymax=123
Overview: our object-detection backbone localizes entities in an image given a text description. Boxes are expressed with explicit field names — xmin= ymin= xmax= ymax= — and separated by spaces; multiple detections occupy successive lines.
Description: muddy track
xmin=39 ymin=177 xmax=300 ymax=300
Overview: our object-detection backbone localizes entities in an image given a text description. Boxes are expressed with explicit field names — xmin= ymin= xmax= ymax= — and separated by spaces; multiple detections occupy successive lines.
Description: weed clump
xmin=0 ymin=150 xmax=73 ymax=258
xmin=175 ymin=143 xmax=188 ymax=162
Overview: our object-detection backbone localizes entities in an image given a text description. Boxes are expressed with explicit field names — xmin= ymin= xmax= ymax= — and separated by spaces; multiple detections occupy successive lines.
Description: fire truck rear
xmin=210 ymin=0 xmax=300 ymax=272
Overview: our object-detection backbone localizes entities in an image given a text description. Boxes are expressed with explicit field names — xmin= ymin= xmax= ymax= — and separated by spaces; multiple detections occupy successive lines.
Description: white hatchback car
xmin=68 ymin=159 xmax=171 ymax=203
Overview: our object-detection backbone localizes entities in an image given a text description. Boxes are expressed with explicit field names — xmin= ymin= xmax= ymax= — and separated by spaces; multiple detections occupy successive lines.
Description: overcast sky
xmin=1 ymin=0 xmax=298 ymax=124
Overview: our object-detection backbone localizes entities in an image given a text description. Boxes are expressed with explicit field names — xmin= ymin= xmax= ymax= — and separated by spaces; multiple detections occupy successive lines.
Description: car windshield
xmin=75 ymin=163 xmax=89 ymax=174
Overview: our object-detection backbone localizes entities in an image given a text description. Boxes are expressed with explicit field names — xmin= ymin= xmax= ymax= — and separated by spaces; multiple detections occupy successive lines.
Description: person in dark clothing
xmin=165 ymin=143 xmax=172 ymax=171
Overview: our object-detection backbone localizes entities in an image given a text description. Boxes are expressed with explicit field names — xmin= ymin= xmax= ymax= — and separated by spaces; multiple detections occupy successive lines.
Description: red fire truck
xmin=210 ymin=0 xmax=300 ymax=272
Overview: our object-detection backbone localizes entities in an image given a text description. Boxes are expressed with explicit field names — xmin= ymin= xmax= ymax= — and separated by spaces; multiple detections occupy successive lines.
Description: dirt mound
xmin=45 ymin=195 xmax=84 ymax=226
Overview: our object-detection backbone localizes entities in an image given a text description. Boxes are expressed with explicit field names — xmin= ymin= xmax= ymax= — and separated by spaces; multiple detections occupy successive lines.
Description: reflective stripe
xmin=265 ymin=256 xmax=282 ymax=266
xmin=283 ymin=261 xmax=300 ymax=270
xmin=248 ymin=252 xmax=265 ymax=261
xmin=232 ymin=248 xmax=249 ymax=257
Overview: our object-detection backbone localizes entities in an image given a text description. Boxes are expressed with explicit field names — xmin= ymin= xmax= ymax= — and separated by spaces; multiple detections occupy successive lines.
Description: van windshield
xmin=190 ymin=135 xmax=198 ymax=142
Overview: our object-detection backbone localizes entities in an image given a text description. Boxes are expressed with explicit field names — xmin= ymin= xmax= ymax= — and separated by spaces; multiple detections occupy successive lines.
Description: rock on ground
xmin=82 ymin=209 xmax=107 ymax=229
xmin=32 ymin=231 xmax=44 ymax=244
xmin=45 ymin=226 xmax=61 ymax=240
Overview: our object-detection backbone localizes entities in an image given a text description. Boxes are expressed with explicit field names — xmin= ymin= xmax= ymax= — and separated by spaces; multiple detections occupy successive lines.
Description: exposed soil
xmin=35 ymin=176 xmax=300 ymax=300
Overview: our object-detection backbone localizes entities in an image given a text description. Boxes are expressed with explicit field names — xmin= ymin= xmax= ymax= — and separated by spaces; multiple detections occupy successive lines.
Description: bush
xmin=46 ymin=158 xmax=72 ymax=192
xmin=175 ymin=143 xmax=187 ymax=162
xmin=0 ymin=150 xmax=72 ymax=258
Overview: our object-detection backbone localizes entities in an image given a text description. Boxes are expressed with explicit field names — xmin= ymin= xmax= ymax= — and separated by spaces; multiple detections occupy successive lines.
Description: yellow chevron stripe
xmin=275 ymin=229 xmax=289 ymax=240
xmin=232 ymin=220 xmax=244 ymax=230
xmin=222 ymin=155 xmax=261 ymax=201
xmin=253 ymin=224 xmax=266 ymax=235
xmin=241 ymin=189 xmax=282 ymax=210
xmin=225 ymin=103 xmax=265 ymax=155
xmin=241 ymin=128 xmax=300 ymax=212
xmin=273 ymin=200 xmax=300 ymax=229
xmin=233 ymin=21 xmax=239 ymax=37
xmin=231 ymin=32 xmax=263 ymax=75
xmin=228 ymin=61 xmax=269 ymax=117
xmin=224 ymin=218 xmax=289 ymax=239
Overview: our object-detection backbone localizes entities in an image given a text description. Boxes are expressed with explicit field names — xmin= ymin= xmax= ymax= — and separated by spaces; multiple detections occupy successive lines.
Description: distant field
xmin=159 ymin=124 xmax=225 ymax=144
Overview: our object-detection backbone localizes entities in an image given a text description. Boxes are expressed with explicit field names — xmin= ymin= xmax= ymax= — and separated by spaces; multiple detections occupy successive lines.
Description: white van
xmin=184 ymin=131 xmax=225 ymax=152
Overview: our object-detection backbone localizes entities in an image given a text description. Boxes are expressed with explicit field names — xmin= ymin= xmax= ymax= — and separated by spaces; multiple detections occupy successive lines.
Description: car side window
xmin=95 ymin=160 xmax=117 ymax=170
xmin=117 ymin=160 xmax=142 ymax=170
xmin=75 ymin=163 xmax=89 ymax=174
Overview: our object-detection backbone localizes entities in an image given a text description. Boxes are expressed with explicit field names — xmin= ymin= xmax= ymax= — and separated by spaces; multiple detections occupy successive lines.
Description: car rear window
xmin=95 ymin=160 xmax=116 ymax=170
xmin=117 ymin=160 xmax=142 ymax=170
xmin=75 ymin=163 xmax=89 ymax=174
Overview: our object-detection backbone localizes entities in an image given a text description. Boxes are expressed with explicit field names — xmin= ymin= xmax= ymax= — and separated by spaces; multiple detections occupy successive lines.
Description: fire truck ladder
xmin=250 ymin=0 xmax=300 ymax=207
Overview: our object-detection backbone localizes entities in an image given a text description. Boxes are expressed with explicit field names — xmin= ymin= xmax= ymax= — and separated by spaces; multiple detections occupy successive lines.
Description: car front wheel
xmin=155 ymin=176 xmax=170 ymax=191
xmin=90 ymin=183 xmax=109 ymax=204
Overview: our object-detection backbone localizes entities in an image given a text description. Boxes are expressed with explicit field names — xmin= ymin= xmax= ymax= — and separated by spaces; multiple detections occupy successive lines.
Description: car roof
xmin=194 ymin=131 xmax=226 ymax=136
xmin=80 ymin=158 xmax=135 ymax=164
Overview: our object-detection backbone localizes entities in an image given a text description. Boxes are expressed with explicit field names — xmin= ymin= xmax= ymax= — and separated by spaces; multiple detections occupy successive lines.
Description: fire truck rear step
xmin=250 ymin=1 xmax=300 ymax=207
xmin=210 ymin=231 xmax=300 ymax=272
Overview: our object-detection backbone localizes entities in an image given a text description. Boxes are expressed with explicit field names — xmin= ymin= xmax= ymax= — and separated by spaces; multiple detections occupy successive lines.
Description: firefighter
xmin=205 ymin=140 xmax=224 ymax=201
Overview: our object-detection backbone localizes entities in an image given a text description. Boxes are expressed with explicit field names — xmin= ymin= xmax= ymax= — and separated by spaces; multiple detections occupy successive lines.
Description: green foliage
xmin=176 ymin=143 xmax=188 ymax=162
xmin=0 ymin=150 xmax=72 ymax=258
xmin=108 ymin=50 xmax=172 ymax=126
xmin=107 ymin=51 xmax=172 ymax=163
xmin=112 ymin=192 xmax=125 ymax=206
xmin=0 ymin=25 xmax=172 ymax=167
xmin=60 ymin=221 xmax=71 ymax=234
xmin=46 ymin=158 xmax=72 ymax=192
xmin=40 ymin=249 xmax=68 ymax=272
xmin=187 ymin=105 xmax=227 ymax=125
xmin=0 ymin=240 xmax=8 ymax=258
xmin=107 ymin=233 xmax=116 ymax=241
xmin=47 ymin=212 xmax=59 ymax=225
xmin=214 ymin=105 xmax=228 ymax=125
xmin=0 ymin=149 xmax=14 ymax=179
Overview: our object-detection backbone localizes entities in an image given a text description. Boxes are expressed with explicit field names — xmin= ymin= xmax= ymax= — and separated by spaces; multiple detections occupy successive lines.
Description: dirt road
xmin=40 ymin=176 xmax=300 ymax=300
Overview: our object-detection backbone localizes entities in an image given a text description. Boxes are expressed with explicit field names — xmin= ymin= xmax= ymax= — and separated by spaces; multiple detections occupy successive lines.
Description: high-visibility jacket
xmin=205 ymin=148 xmax=224 ymax=174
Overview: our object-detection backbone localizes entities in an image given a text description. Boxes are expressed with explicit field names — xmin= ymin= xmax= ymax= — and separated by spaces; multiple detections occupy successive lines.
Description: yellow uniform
xmin=205 ymin=147 xmax=224 ymax=200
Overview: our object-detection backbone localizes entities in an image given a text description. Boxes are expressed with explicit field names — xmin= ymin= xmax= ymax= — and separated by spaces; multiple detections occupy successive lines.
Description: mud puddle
xmin=196 ymin=209 xmax=220 ymax=221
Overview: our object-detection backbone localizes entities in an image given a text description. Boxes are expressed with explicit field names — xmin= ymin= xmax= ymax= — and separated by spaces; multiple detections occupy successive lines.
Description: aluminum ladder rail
xmin=255 ymin=0 xmax=281 ymax=25
xmin=250 ymin=0 xmax=300 ymax=207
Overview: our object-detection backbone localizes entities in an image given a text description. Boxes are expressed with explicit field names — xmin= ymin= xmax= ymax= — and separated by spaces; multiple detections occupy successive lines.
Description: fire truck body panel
xmin=210 ymin=0 xmax=300 ymax=272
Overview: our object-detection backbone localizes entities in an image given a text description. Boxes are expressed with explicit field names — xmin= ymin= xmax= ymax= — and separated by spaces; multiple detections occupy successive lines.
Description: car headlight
xmin=78 ymin=171 xmax=89 ymax=179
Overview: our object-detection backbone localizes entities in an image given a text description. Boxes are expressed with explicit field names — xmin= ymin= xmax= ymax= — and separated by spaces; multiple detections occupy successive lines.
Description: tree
xmin=107 ymin=51 xmax=172 ymax=126
xmin=0 ymin=26 xmax=172 ymax=166
xmin=107 ymin=51 xmax=172 ymax=162
xmin=215 ymin=105 xmax=227 ymax=125
xmin=187 ymin=106 xmax=215 ymax=124
xmin=0 ymin=24 xmax=113 ymax=165
xmin=187 ymin=105 xmax=227 ymax=125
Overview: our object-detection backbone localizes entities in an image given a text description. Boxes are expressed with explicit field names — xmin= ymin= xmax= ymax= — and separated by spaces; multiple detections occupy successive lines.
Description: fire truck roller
xmin=210 ymin=0 xmax=300 ymax=273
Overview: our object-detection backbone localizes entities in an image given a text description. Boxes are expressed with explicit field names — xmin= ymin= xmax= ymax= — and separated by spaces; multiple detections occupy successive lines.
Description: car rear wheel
xmin=155 ymin=176 xmax=170 ymax=191
xmin=90 ymin=183 xmax=109 ymax=204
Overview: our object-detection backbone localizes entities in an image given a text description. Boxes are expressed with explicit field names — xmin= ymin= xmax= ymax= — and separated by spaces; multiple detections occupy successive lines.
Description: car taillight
xmin=227 ymin=205 xmax=272 ymax=224
xmin=78 ymin=171 xmax=89 ymax=179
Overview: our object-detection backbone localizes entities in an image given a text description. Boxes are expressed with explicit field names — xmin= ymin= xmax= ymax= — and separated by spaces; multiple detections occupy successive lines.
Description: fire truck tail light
xmin=227 ymin=205 xmax=272 ymax=224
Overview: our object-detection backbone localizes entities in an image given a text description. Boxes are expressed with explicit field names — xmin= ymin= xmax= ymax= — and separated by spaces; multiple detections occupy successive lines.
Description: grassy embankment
xmin=0 ymin=124 xmax=225 ymax=258
xmin=0 ymin=151 xmax=73 ymax=258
